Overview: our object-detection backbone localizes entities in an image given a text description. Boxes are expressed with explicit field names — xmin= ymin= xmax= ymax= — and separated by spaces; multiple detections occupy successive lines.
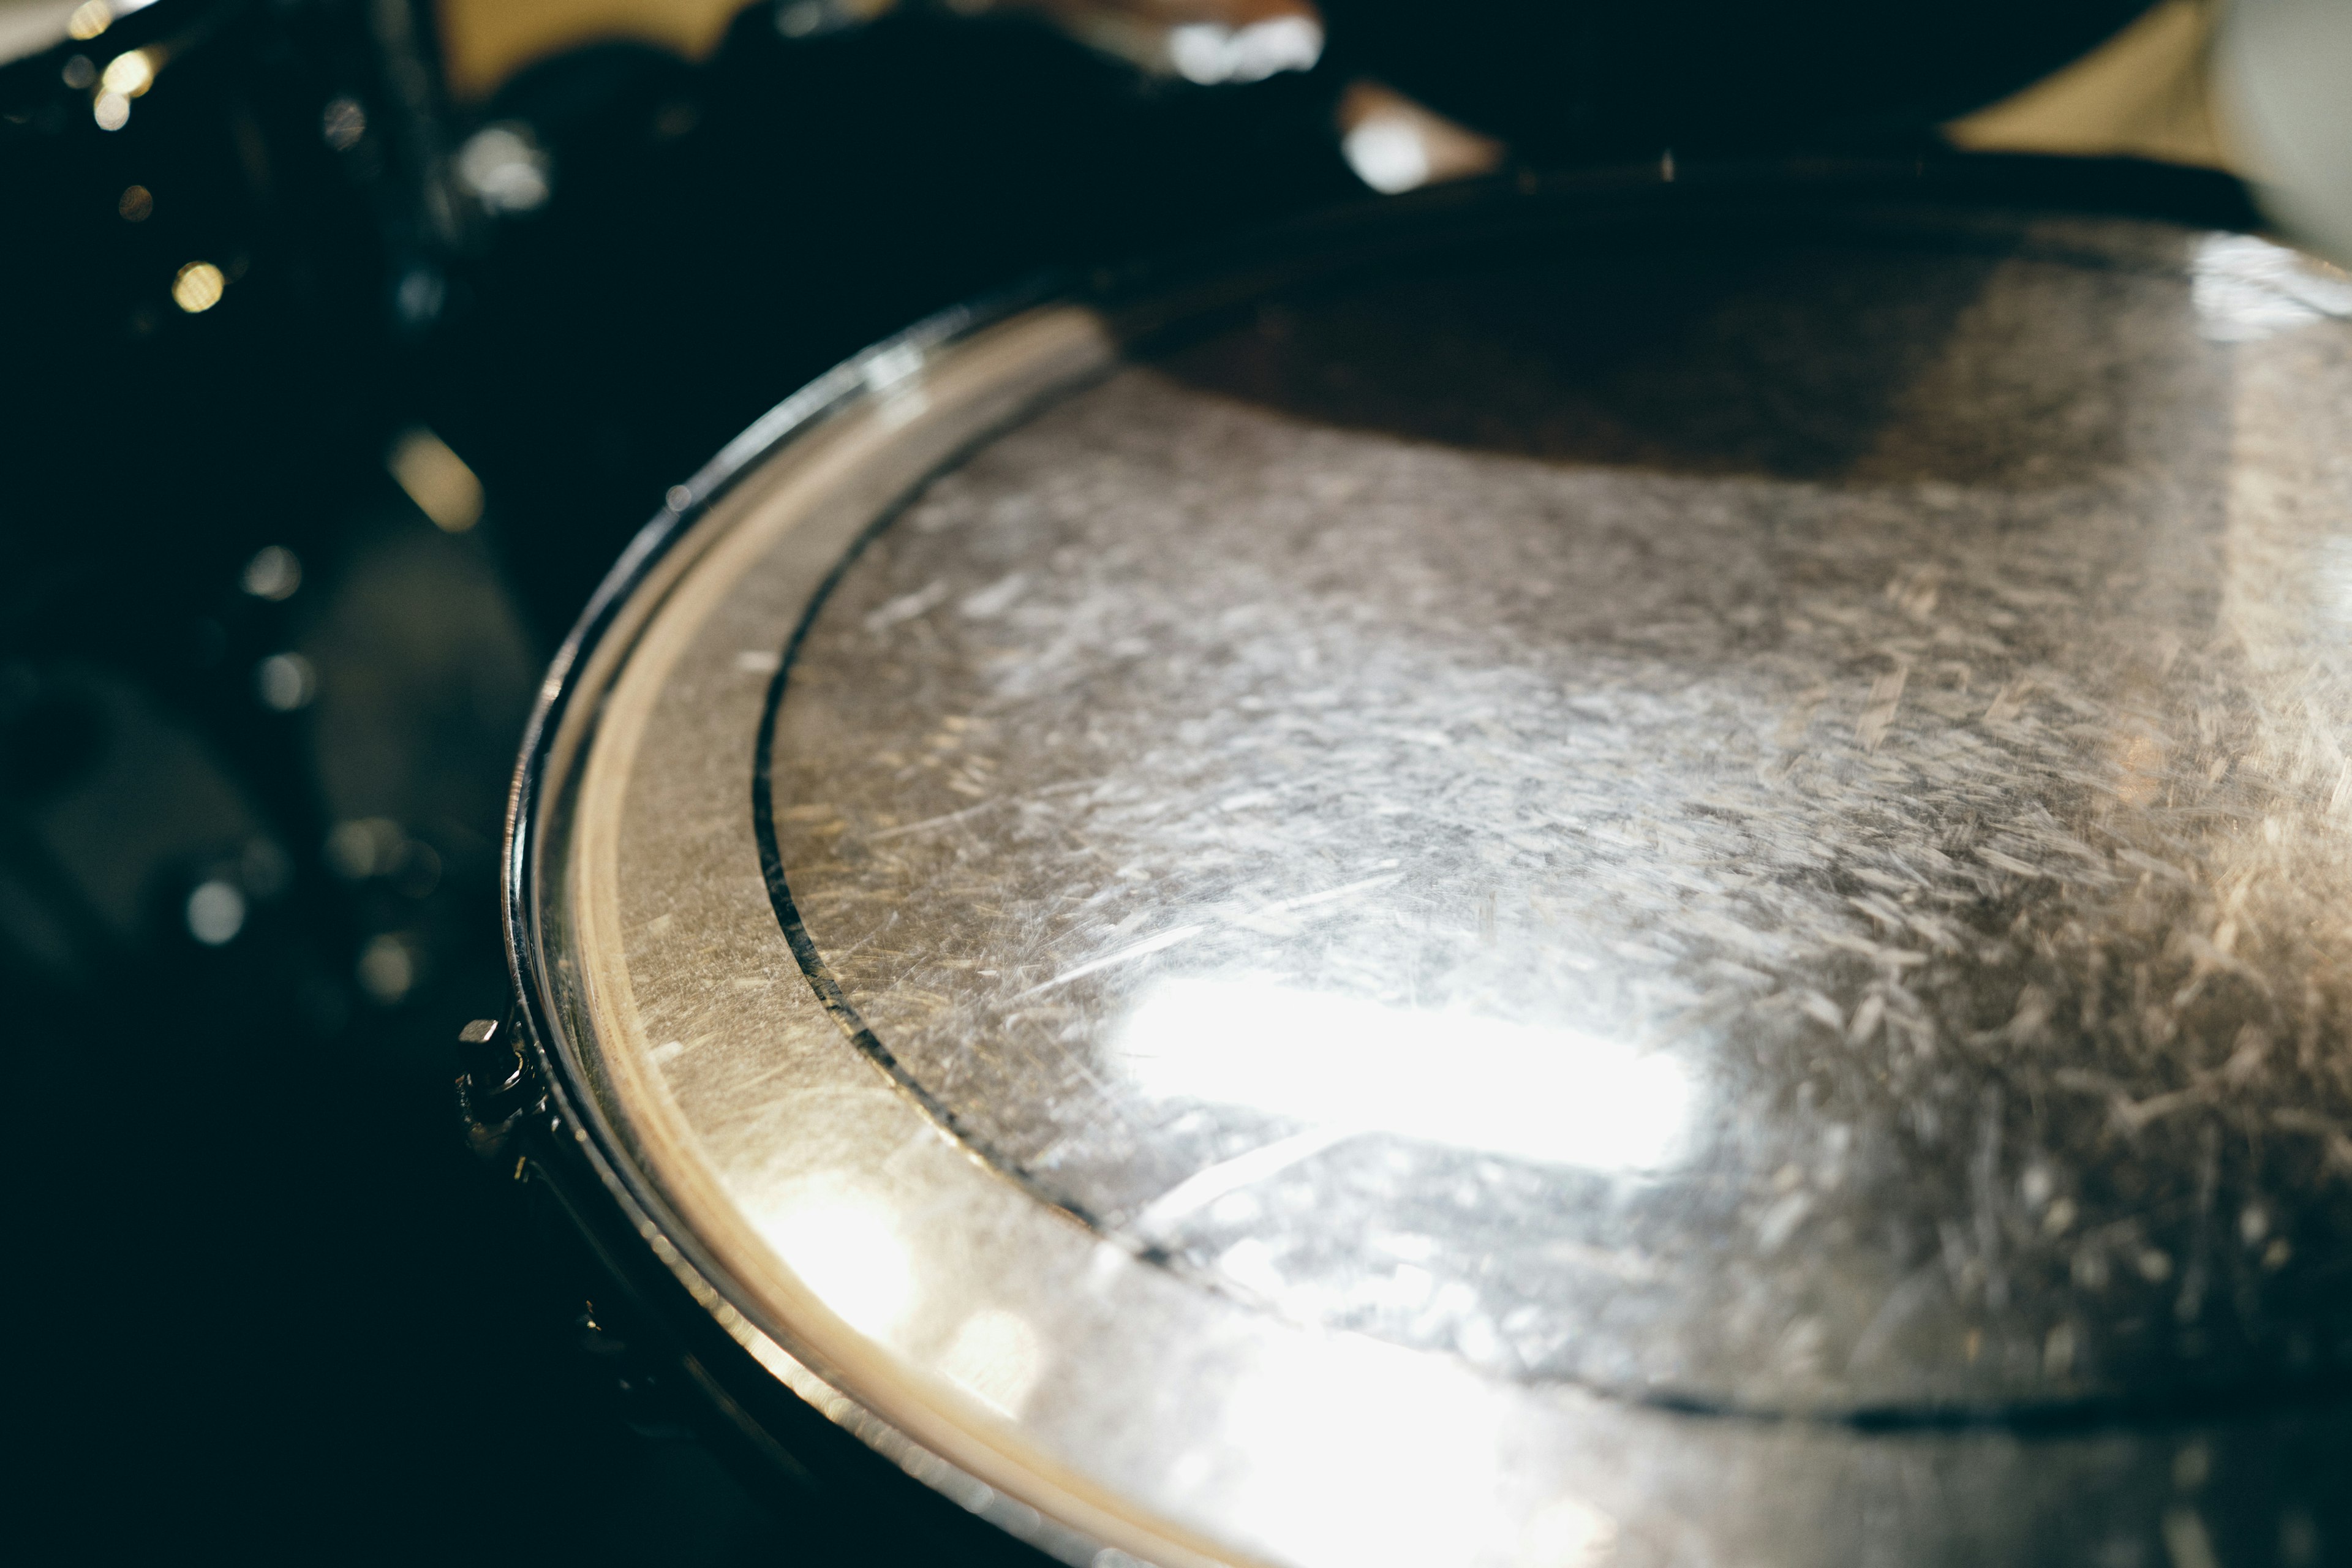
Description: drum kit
xmin=10 ymin=1 xmax=2352 ymax=1564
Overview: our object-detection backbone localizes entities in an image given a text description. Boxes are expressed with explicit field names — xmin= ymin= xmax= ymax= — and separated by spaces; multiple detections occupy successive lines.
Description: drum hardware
xmin=458 ymin=1012 xmax=537 ymax=1162
xmin=474 ymin=152 xmax=2352 ymax=1564
xmin=461 ymin=1022 xmax=1079 ymax=1562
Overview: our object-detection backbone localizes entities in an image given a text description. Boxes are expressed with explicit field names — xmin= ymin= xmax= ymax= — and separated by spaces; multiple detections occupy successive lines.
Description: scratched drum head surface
xmin=536 ymin=192 xmax=2352 ymax=1567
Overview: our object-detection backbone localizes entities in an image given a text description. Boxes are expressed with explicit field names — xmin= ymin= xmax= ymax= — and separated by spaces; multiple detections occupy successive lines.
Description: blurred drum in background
xmin=483 ymin=163 xmax=2352 ymax=1566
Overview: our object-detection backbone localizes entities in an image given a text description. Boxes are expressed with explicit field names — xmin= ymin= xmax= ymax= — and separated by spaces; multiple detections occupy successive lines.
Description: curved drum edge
xmin=474 ymin=157 xmax=2352 ymax=1568
xmin=500 ymin=303 xmax=1209 ymax=1568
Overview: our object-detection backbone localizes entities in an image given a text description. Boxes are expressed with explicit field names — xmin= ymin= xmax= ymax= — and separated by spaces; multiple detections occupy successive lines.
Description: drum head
xmin=524 ymin=181 xmax=2352 ymax=1566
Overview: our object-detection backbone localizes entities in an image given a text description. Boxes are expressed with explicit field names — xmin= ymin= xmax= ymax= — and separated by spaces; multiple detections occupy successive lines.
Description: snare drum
xmin=477 ymin=159 xmax=2352 ymax=1566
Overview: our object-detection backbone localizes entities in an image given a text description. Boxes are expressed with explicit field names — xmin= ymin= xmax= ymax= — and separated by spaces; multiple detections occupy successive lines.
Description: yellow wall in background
xmin=437 ymin=0 xmax=753 ymax=100
xmin=1947 ymin=0 xmax=2233 ymax=171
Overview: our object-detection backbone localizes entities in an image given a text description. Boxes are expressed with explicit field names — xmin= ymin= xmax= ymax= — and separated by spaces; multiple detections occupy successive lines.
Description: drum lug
xmin=456 ymin=1012 xmax=538 ymax=1161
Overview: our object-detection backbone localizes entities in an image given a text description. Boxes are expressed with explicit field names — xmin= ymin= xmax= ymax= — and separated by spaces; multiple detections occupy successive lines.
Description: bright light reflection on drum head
xmin=760 ymin=1181 xmax=915 ymax=1338
xmin=1113 ymin=978 xmax=1696 ymax=1174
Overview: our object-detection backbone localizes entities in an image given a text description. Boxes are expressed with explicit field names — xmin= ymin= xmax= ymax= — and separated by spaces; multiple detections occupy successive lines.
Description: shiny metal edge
xmin=561 ymin=301 xmax=1278 ymax=1567
xmin=498 ymin=298 xmax=1152 ymax=1564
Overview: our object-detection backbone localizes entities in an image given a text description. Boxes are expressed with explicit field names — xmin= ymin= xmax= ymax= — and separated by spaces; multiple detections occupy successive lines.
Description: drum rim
xmin=497 ymin=151 xmax=2301 ymax=1563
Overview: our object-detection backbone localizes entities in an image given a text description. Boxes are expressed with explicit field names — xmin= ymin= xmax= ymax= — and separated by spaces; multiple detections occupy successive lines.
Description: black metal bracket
xmin=455 ymin=1009 xmax=537 ymax=1162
